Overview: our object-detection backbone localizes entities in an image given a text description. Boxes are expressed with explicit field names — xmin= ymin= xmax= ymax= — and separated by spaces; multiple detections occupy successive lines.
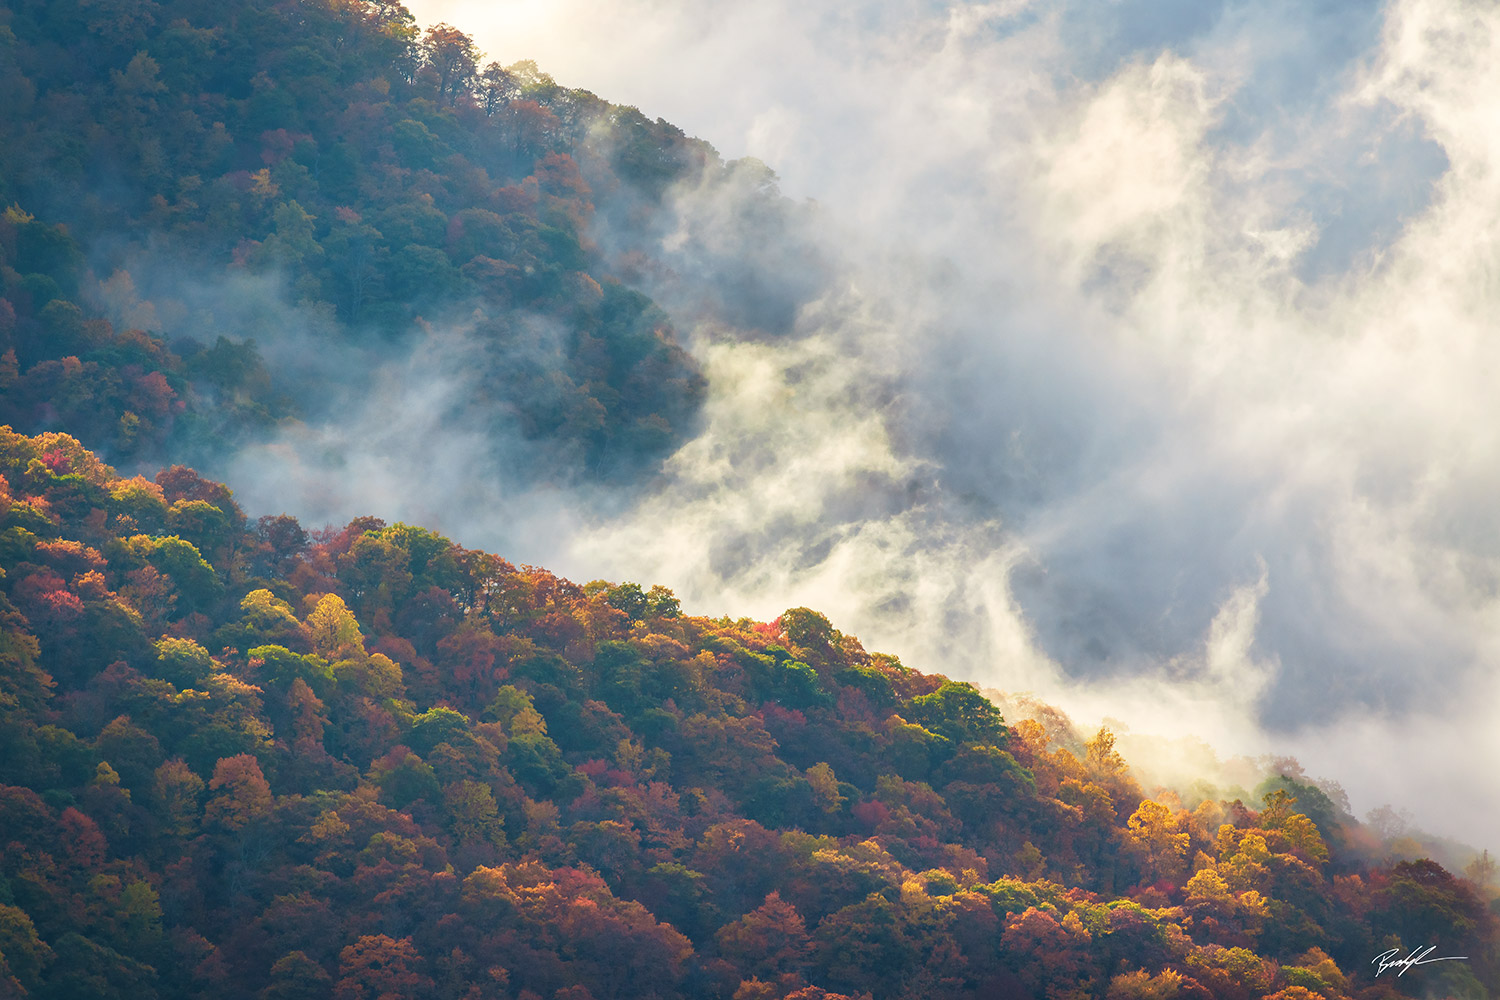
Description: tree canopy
xmin=0 ymin=427 xmax=1494 ymax=999
xmin=0 ymin=0 xmax=741 ymax=482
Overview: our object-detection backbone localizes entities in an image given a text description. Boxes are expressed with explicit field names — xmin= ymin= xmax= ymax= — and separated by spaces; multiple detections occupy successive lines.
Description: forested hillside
xmin=0 ymin=429 xmax=1496 ymax=999
xmin=0 ymin=0 xmax=761 ymax=480
xmin=2 ymin=1 xmax=1499 ymax=998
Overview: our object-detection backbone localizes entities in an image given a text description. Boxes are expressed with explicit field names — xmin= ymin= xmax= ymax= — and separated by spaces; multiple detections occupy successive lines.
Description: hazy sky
xmin=230 ymin=0 xmax=1500 ymax=846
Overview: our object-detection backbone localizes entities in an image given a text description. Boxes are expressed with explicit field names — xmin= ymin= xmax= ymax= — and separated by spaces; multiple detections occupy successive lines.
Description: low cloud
xmin=238 ymin=0 xmax=1500 ymax=847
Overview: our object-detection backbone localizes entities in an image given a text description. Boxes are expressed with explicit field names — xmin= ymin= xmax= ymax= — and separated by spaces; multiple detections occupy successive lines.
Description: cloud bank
xmin=227 ymin=0 xmax=1500 ymax=846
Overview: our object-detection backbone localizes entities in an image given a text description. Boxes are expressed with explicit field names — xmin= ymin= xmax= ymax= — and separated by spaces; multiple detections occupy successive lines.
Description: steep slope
xmin=0 ymin=0 xmax=778 ymax=480
xmin=0 ymin=429 xmax=1494 ymax=999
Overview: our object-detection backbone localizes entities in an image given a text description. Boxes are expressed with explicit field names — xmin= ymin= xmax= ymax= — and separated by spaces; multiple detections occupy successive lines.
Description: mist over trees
xmin=0 ymin=0 xmax=791 ymax=481
xmin=1 ymin=0 xmax=1498 ymax=998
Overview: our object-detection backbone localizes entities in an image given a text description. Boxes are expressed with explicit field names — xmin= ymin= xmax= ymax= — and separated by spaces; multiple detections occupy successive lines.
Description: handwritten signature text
xmin=1372 ymin=946 xmax=1468 ymax=977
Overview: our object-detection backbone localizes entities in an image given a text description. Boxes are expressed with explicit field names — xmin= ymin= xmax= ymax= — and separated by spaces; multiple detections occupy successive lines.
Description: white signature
xmin=1372 ymin=946 xmax=1468 ymax=977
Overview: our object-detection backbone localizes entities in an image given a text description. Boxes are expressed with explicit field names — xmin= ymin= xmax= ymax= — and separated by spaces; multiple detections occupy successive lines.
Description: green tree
xmin=261 ymin=951 xmax=332 ymax=1000
xmin=0 ymin=904 xmax=53 ymax=994
xmin=908 ymin=682 xmax=1008 ymax=748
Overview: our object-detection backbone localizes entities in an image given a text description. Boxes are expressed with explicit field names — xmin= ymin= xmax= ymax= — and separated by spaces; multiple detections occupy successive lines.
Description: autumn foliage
xmin=0 ymin=0 xmax=724 ymax=481
xmin=0 ymin=428 xmax=1496 ymax=999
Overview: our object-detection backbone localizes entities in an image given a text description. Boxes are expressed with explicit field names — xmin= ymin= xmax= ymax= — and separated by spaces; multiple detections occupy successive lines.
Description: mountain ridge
xmin=0 ymin=426 xmax=1495 ymax=999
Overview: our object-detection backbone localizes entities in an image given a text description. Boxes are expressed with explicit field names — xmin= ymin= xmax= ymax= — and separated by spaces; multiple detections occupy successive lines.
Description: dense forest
xmin=1 ymin=0 xmax=1498 ymax=997
xmin=0 ymin=434 xmax=1497 ymax=998
xmin=0 ymin=0 xmax=823 ymax=481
